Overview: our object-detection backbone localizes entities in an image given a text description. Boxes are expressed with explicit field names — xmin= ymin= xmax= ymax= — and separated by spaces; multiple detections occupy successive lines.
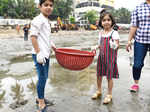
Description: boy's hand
xmin=52 ymin=46 xmax=56 ymax=51
xmin=37 ymin=52 xmax=46 ymax=64
xmin=51 ymin=41 xmax=56 ymax=51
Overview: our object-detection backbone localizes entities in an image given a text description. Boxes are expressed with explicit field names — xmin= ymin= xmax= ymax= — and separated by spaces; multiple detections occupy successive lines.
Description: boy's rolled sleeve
xmin=30 ymin=20 xmax=41 ymax=37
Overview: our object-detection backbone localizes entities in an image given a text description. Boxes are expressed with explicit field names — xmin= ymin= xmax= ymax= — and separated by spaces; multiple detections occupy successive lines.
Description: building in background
xmin=73 ymin=0 xmax=115 ymax=21
xmin=74 ymin=0 xmax=103 ymax=21
xmin=99 ymin=0 xmax=115 ymax=8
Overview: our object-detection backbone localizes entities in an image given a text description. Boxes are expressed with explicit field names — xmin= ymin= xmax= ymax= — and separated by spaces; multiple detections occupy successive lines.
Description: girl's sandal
xmin=91 ymin=91 xmax=102 ymax=100
xmin=103 ymin=95 xmax=112 ymax=104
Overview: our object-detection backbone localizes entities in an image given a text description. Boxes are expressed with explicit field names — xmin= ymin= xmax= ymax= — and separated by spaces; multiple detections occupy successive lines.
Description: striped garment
xmin=97 ymin=36 xmax=119 ymax=79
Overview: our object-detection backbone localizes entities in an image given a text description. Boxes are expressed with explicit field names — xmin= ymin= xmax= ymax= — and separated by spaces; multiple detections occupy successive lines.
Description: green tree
xmin=52 ymin=0 xmax=73 ymax=19
xmin=117 ymin=8 xmax=131 ymax=23
xmin=69 ymin=16 xmax=75 ymax=24
xmin=0 ymin=0 xmax=37 ymax=19
xmin=0 ymin=0 xmax=9 ymax=17
xmin=85 ymin=10 xmax=98 ymax=24
xmin=0 ymin=0 xmax=73 ymax=19
xmin=110 ymin=8 xmax=131 ymax=24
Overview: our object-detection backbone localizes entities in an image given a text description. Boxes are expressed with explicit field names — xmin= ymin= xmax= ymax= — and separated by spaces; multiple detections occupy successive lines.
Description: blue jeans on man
xmin=133 ymin=41 xmax=150 ymax=80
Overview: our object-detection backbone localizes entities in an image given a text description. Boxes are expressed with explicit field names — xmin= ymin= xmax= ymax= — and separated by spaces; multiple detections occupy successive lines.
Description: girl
xmin=91 ymin=11 xmax=120 ymax=104
xmin=30 ymin=0 xmax=55 ymax=112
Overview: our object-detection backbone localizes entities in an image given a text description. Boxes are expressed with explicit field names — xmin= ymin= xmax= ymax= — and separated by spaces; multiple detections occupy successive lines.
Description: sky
xmin=114 ymin=0 xmax=145 ymax=10
xmin=35 ymin=0 xmax=145 ymax=11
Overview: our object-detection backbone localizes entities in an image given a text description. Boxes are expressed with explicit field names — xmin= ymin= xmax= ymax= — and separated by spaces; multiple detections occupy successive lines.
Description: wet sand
xmin=0 ymin=29 xmax=150 ymax=112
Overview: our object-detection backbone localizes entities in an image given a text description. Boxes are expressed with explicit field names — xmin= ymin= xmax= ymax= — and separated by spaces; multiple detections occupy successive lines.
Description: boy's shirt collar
xmin=39 ymin=13 xmax=49 ymax=22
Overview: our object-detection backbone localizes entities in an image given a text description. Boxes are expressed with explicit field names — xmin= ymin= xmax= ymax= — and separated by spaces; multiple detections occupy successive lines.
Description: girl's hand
xmin=110 ymin=40 xmax=118 ymax=50
xmin=115 ymin=44 xmax=119 ymax=50
xmin=91 ymin=45 xmax=98 ymax=51
xmin=126 ymin=41 xmax=132 ymax=52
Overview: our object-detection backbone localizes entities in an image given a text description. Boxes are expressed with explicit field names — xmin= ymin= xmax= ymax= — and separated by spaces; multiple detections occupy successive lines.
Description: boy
xmin=30 ymin=0 xmax=55 ymax=111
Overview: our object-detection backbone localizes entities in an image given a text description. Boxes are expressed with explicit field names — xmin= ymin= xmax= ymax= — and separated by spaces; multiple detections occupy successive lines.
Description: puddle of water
xmin=1 ymin=32 xmax=150 ymax=111
xmin=0 ymin=56 xmax=58 ymax=108
xmin=10 ymin=54 xmax=32 ymax=64
xmin=0 ymin=76 xmax=53 ymax=108
xmin=49 ymin=62 xmax=97 ymax=95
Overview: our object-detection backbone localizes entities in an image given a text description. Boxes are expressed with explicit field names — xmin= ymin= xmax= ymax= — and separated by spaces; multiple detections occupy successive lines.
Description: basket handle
xmin=52 ymin=46 xmax=56 ymax=52
xmin=92 ymin=50 xmax=96 ymax=55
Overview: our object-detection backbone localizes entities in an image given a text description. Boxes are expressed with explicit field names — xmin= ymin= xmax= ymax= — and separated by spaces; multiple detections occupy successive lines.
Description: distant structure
xmin=74 ymin=0 xmax=103 ymax=21
xmin=75 ymin=0 xmax=115 ymax=8
xmin=99 ymin=0 xmax=115 ymax=9
xmin=73 ymin=0 xmax=115 ymax=22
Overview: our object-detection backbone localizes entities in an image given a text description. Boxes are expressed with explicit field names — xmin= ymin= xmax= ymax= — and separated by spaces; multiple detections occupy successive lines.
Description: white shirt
xmin=98 ymin=30 xmax=120 ymax=45
xmin=30 ymin=13 xmax=52 ymax=59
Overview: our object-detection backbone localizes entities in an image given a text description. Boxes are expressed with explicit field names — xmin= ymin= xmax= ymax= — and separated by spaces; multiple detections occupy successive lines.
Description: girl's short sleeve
xmin=30 ymin=18 xmax=42 ymax=37
xmin=112 ymin=31 xmax=120 ymax=40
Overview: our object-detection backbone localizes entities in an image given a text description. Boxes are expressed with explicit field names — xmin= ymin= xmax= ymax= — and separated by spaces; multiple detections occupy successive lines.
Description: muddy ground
xmin=0 ymin=29 xmax=150 ymax=112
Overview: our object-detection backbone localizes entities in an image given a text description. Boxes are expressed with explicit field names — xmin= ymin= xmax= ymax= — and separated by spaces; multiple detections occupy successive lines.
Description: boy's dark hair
xmin=39 ymin=0 xmax=54 ymax=6
xmin=98 ymin=10 xmax=116 ymax=29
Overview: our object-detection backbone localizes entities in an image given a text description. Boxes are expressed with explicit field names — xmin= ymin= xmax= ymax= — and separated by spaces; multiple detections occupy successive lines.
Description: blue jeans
xmin=133 ymin=41 xmax=150 ymax=80
xmin=32 ymin=54 xmax=49 ymax=99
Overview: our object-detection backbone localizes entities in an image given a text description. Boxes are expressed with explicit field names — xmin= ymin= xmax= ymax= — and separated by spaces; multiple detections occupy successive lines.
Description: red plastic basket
xmin=55 ymin=48 xmax=96 ymax=71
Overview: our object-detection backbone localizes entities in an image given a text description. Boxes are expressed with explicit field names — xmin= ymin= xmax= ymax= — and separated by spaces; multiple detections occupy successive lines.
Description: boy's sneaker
xmin=130 ymin=84 xmax=139 ymax=92
xmin=36 ymin=98 xmax=55 ymax=106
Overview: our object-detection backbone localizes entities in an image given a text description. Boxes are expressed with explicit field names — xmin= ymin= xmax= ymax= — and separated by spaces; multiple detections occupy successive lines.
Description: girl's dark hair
xmin=98 ymin=10 xmax=116 ymax=29
xmin=39 ymin=0 xmax=54 ymax=6
xmin=113 ymin=24 xmax=119 ymax=31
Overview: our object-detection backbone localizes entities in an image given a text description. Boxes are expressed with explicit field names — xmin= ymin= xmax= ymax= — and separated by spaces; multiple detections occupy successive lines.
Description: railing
xmin=0 ymin=19 xmax=31 ymax=26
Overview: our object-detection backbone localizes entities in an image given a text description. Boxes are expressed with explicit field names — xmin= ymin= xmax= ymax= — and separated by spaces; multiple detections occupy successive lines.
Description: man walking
xmin=126 ymin=0 xmax=150 ymax=92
